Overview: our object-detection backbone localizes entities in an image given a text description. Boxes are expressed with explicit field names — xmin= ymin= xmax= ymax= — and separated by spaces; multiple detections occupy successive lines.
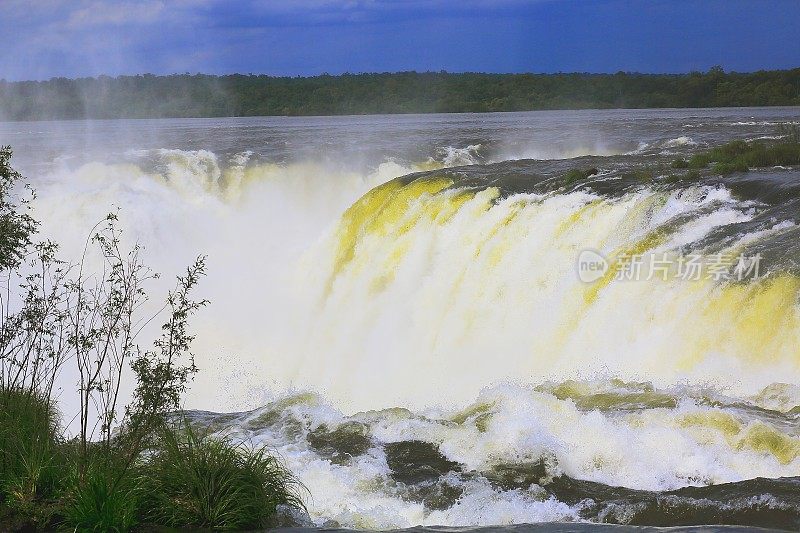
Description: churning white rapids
xmin=3 ymin=108 xmax=800 ymax=529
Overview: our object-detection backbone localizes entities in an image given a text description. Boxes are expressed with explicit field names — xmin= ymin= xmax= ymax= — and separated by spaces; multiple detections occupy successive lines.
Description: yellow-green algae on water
xmin=539 ymin=380 xmax=678 ymax=411
xmin=331 ymin=177 xmax=454 ymax=277
xmin=680 ymin=411 xmax=800 ymax=465
xmin=450 ymin=401 xmax=497 ymax=433
xmin=328 ymin=176 xmax=509 ymax=294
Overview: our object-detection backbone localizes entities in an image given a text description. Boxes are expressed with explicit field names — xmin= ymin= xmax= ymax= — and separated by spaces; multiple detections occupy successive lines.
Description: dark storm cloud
xmin=1 ymin=0 xmax=798 ymax=81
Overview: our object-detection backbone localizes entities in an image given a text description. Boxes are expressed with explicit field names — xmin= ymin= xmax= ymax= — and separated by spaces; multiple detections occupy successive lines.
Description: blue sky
xmin=1 ymin=0 xmax=798 ymax=81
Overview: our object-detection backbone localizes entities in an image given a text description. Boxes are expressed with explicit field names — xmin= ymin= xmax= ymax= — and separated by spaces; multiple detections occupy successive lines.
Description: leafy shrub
xmin=0 ymin=146 xmax=37 ymax=270
xmin=138 ymin=421 xmax=306 ymax=529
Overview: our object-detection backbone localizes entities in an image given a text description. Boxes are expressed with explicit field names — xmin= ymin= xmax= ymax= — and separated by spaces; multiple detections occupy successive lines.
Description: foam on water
xmin=189 ymin=379 xmax=799 ymax=528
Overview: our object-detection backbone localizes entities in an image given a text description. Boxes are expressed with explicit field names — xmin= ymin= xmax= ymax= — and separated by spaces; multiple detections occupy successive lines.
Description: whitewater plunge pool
xmin=2 ymin=107 xmax=800 ymax=530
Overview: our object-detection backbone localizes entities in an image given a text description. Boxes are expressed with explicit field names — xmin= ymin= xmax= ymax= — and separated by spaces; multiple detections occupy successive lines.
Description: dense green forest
xmin=1 ymin=68 xmax=799 ymax=121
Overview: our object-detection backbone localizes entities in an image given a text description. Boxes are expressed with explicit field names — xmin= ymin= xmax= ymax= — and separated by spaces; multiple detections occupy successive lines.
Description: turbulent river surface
xmin=3 ymin=108 xmax=800 ymax=530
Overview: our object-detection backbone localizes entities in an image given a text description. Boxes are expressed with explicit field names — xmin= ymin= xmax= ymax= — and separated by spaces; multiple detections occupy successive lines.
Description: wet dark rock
xmin=484 ymin=459 xmax=553 ymax=491
xmin=483 ymin=460 xmax=800 ymax=531
xmin=269 ymin=504 xmax=315 ymax=528
xmin=549 ymin=475 xmax=648 ymax=506
xmin=381 ymin=440 xmax=466 ymax=510
xmin=307 ymin=421 xmax=372 ymax=464
xmin=611 ymin=477 xmax=800 ymax=530
xmin=405 ymin=479 xmax=464 ymax=511
xmin=384 ymin=440 xmax=463 ymax=485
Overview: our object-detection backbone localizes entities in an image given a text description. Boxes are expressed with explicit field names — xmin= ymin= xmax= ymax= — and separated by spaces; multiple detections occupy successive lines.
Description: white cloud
xmin=65 ymin=1 xmax=166 ymax=28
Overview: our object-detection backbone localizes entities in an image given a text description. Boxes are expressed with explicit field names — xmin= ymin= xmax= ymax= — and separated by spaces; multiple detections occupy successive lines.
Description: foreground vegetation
xmin=2 ymin=67 xmax=800 ymax=120
xmin=0 ymin=147 xmax=305 ymax=531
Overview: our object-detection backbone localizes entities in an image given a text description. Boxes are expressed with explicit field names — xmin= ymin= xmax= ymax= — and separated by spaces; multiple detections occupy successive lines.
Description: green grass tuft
xmin=672 ymin=139 xmax=800 ymax=175
xmin=138 ymin=421 xmax=306 ymax=530
xmin=64 ymin=460 xmax=139 ymax=533
xmin=687 ymin=153 xmax=712 ymax=169
xmin=621 ymin=169 xmax=656 ymax=182
xmin=0 ymin=389 xmax=64 ymax=515
xmin=713 ymin=160 xmax=749 ymax=175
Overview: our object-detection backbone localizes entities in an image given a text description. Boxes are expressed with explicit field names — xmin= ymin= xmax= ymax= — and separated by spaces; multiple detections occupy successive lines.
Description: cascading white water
xmin=31 ymin=149 xmax=800 ymax=415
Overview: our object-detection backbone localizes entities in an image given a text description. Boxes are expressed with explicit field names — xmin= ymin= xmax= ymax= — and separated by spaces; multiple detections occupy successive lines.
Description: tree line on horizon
xmin=1 ymin=68 xmax=799 ymax=121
